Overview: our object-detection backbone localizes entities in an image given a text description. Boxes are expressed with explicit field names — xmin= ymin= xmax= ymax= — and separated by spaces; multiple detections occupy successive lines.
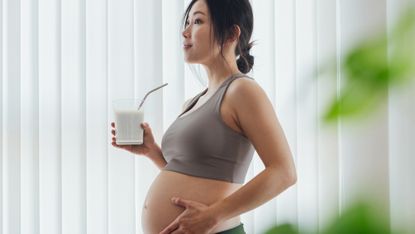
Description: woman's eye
xmin=185 ymin=19 xmax=201 ymax=26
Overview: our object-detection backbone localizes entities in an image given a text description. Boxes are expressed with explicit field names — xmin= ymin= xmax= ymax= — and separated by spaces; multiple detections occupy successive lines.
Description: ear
xmin=227 ymin=25 xmax=241 ymax=43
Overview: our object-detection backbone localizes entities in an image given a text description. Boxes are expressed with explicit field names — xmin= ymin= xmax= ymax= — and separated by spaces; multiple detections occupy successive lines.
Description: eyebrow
xmin=192 ymin=11 xmax=206 ymax=16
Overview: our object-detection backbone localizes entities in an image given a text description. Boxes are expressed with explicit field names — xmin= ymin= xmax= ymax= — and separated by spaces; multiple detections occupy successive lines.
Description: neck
xmin=201 ymin=56 xmax=241 ymax=95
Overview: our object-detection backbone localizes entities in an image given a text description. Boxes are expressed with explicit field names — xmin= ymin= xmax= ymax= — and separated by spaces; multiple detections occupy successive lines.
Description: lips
xmin=183 ymin=43 xmax=193 ymax=49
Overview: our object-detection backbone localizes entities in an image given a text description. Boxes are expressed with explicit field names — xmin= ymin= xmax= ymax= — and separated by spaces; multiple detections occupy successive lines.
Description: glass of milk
xmin=113 ymin=99 xmax=144 ymax=145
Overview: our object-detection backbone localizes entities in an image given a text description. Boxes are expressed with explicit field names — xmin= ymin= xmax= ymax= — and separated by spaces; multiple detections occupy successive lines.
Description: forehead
xmin=189 ymin=0 xmax=208 ymax=16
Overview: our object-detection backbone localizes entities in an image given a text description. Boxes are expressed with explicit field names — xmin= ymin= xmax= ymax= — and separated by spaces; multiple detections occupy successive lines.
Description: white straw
xmin=138 ymin=83 xmax=168 ymax=110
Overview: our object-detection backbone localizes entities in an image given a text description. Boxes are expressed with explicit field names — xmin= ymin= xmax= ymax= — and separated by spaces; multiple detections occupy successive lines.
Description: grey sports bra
xmin=161 ymin=73 xmax=255 ymax=184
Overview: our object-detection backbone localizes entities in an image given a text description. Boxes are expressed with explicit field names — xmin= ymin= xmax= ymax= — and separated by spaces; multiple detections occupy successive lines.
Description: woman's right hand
xmin=111 ymin=121 xmax=158 ymax=157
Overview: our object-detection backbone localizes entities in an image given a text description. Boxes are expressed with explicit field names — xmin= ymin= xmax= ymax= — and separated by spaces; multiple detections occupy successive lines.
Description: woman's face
xmin=182 ymin=0 xmax=220 ymax=64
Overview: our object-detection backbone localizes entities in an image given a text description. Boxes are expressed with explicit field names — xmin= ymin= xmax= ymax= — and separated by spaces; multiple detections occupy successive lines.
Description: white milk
xmin=114 ymin=109 xmax=144 ymax=145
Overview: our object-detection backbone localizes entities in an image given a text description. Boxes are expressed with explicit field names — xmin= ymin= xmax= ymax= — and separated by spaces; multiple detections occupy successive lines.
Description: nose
xmin=182 ymin=26 xmax=190 ymax=39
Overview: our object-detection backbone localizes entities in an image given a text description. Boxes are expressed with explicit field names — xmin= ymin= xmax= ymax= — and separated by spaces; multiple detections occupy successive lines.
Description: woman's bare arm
xmin=208 ymin=78 xmax=297 ymax=222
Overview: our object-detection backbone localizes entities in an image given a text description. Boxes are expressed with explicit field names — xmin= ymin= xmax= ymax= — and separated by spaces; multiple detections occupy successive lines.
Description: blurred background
xmin=1 ymin=0 xmax=414 ymax=233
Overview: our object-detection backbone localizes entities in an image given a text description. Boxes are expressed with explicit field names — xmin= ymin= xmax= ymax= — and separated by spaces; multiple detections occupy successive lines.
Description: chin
xmin=184 ymin=57 xmax=200 ymax=64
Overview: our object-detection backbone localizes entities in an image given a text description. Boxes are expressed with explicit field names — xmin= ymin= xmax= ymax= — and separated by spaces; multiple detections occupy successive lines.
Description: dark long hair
xmin=183 ymin=0 xmax=255 ymax=74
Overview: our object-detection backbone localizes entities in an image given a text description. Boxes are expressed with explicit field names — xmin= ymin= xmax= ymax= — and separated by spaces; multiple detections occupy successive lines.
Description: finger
xmin=111 ymin=141 xmax=128 ymax=150
xmin=111 ymin=141 xmax=122 ymax=148
xmin=141 ymin=122 xmax=149 ymax=128
xmin=111 ymin=139 xmax=120 ymax=147
xmin=111 ymin=129 xmax=116 ymax=136
xmin=111 ymin=122 xmax=115 ymax=128
xmin=142 ymin=123 xmax=153 ymax=135
xmin=171 ymin=197 xmax=191 ymax=209
xmin=159 ymin=221 xmax=180 ymax=234
xmin=170 ymin=229 xmax=182 ymax=234
xmin=111 ymin=138 xmax=123 ymax=147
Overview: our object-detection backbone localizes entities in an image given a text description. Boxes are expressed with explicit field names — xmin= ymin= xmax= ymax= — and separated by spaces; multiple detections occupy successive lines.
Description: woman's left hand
xmin=159 ymin=197 xmax=220 ymax=234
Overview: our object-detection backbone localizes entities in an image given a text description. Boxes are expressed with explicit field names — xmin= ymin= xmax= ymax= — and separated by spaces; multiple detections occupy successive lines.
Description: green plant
xmin=321 ymin=6 xmax=415 ymax=122
xmin=264 ymin=223 xmax=299 ymax=234
xmin=264 ymin=199 xmax=399 ymax=234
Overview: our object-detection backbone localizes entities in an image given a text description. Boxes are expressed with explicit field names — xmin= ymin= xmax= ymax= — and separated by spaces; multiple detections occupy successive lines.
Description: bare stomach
xmin=141 ymin=170 xmax=243 ymax=234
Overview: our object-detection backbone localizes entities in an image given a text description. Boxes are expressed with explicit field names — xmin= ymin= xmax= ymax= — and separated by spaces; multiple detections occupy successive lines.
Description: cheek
xmin=190 ymin=28 xmax=221 ymax=57
xmin=194 ymin=27 xmax=212 ymax=42
xmin=193 ymin=29 xmax=207 ymax=42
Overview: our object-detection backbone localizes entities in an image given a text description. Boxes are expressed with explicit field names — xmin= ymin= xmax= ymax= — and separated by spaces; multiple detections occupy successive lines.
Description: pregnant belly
xmin=141 ymin=170 xmax=243 ymax=234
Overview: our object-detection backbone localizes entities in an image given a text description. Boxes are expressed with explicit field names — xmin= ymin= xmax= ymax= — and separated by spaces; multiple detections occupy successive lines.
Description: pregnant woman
xmin=111 ymin=0 xmax=297 ymax=233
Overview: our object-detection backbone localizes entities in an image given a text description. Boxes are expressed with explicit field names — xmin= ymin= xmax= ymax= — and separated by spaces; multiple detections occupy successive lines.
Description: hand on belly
xmin=158 ymin=197 xmax=218 ymax=234
xmin=141 ymin=184 xmax=212 ymax=234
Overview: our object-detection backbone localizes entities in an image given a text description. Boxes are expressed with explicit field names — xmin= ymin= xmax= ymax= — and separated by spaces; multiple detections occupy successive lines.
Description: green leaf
xmin=321 ymin=201 xmax=390 ymax=234
xmin=264 ymin=223 xmax=300 ymax=234
xmin=321 ymin=5 xmax=415 ymax=123
xmin=323 ymin=81 xmax=386 ymax=122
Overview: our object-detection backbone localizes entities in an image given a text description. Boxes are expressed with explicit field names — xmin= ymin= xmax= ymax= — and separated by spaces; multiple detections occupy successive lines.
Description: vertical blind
xmin=1 ymin=0 xmax=414 ymax=233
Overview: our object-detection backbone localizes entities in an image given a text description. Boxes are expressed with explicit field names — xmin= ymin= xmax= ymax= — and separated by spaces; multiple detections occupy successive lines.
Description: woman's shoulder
xmin=225 ymin=76 xmax=272 ymax=115
xmin=227 ymin=76 xmax=263 ymax=101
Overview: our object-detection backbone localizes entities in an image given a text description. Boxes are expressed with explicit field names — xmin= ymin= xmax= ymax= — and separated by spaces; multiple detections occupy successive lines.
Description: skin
xmin=112 ymin=0 xmax=297 ymax=233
